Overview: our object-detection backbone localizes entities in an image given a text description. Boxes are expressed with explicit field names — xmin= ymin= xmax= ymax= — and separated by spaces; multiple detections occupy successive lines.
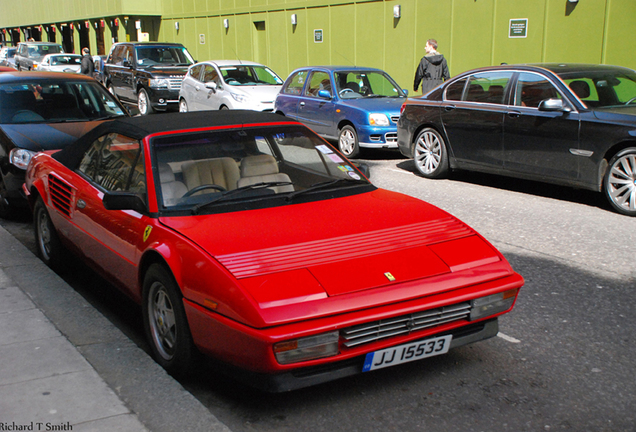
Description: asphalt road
xmin=3 ymin=149 xmax=635 ymax=432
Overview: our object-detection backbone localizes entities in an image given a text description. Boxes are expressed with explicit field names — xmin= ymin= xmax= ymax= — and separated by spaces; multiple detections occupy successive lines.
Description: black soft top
xmin=53 ymin=110 xmax=294 ymax=169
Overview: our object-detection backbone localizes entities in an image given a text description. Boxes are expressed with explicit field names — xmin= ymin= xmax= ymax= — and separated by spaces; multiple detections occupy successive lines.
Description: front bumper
xmin=357 ymin=124 xmax=398 ymax=149
xmin=147 ymin=88 xmax=180 ymax=111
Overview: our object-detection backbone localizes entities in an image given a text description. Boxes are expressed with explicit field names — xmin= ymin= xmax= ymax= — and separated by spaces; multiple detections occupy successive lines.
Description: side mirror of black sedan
xmin=538 ymin=98 xmax=571 ymax=112
xmin=103 ymin=192 xmax=147 ymax=214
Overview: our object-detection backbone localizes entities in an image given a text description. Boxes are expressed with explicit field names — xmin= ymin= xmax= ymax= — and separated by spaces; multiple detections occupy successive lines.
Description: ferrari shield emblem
xmin=384 ymin=272 xmax=396 ymax=282
xmin=143 ymin=225 xmax=152 ymax=242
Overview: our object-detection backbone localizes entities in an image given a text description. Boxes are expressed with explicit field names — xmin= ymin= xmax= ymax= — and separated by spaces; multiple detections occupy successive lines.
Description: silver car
xmin=37 ymin=54 xmax=82 ymax=73
xmin=179 ymin=60 xmax=283 ymax=112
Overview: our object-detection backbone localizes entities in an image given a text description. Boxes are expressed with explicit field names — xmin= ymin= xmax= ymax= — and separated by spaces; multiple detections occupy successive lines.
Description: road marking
xmin=388 ymin=168 xmax=412 ymax=174
xmin=497 ymin=332 xmax=521 ymax=343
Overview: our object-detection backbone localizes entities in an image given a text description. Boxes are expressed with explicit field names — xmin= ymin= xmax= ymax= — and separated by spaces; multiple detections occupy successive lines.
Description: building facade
xmin=1 ymin=0 xmax=635 ymax=93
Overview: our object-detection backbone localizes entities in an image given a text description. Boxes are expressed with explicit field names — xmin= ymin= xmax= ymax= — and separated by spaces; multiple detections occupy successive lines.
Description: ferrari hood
xmin=0 ymin=121 xmax=103 ymax=152
xmin=161 ymin=189 xmax=503 ymax=303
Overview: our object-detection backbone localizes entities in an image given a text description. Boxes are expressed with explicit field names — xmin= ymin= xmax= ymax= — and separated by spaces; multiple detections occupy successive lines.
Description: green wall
xmin=2 ymin=0 xmax=635 ymax=94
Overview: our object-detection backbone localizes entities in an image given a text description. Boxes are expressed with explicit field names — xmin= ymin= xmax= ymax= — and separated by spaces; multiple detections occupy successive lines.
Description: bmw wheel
xmin=413 ymin=128 xmax=449 ymax=179
xmin=142 ymin=264 xmax=197 ymax=377
xmin=137 ymin=88 xmax=155 ymax=116
xmin=338 ymin=125 xmax=360 ymax=158
xmin=604 ymin=147 xmax=636 ymax=216
xmin=34 ymin=197 xmax=65 ymax=269
xmin=179 ymin=98 xmax=189 ymax=113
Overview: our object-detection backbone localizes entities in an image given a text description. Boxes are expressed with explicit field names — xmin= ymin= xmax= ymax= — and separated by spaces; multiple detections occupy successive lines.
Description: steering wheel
xmin=182 ymin=184 xmax=226 ymax=198
xmin=339 ymin=88 xmax=354 ymax=96
xmin=625 ymin=96 xmax=636 ymax=105
xmin=225 ymin=78 xmax=238 ymax=84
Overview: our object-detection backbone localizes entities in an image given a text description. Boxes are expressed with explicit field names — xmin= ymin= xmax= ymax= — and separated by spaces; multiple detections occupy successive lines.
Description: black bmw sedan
xmin=397 ymin=63 xmax=636 ymax=216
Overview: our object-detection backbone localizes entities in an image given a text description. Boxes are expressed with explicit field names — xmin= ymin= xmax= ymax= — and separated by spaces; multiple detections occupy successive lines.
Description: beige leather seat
xmin=158 ymin=163 xmax=187 ymax=206
xmin=181 ymin=157 xmax=240 ymax=192
xmin=238 ymin=154 xmax=294 ymax=193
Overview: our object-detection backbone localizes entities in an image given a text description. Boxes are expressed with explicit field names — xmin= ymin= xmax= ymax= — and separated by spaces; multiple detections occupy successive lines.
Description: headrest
xmin=241 ymin=154 xmax=279 ymax=177
xmin=158 ymin=163 xmax=175 ymax=183
xmin=569 ymin=81 xmax=590 ymax=99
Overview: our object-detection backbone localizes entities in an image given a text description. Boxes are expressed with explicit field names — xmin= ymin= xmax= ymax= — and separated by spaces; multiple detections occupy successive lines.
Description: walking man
xmin=413 ymin=39 xmax=450 ymax=95
xmin=80 ymin=47 xmax=94 ymax=76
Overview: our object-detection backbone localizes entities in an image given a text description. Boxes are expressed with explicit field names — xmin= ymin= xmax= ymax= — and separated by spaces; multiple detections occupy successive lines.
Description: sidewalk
xmin=0 ymin=224 xmax=231 ymax=432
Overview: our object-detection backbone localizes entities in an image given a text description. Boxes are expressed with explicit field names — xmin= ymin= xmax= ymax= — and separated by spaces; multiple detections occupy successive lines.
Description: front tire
xmin=137 ymin=88 xmax=155 ymax=116
xmin=338 ymin=125 xmax=360 ymax=158
xmin=179 ymin=98 xmax=189 ymax=113
xmin=34 ymin=197 xmax=66 ymax=269
xmin=604 ymin=147 xmax=636 ymax=216
xmin=413 ymin=128 xmax=449 ymax=179
xmin=142 ymin=264 xmax=196 ymax=377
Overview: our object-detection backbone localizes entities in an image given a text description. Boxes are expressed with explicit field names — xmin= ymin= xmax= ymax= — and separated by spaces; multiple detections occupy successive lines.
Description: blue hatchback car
xmin=275 ymin=66 xmax=408 ymax=157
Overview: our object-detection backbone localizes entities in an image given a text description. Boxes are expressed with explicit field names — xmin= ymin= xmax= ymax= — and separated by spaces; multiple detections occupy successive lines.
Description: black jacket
xmin=414 ymin=54 xmax=450 ymax=94
xmin=80 ymin=54 xmax=94 ymax=76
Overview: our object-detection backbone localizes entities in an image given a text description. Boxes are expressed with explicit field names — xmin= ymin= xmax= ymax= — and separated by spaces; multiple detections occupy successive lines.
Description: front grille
xmin=341 ymin=301 xmax=471 ymax=348
xmin=167 ymin=76 xmax=184 ymax=90
xmin=48 ymin=174 xmax=74 ymax=217
xmin=385 ymin=132 xmax=398 ymax=143
xmin=391 ymin=115 xmax=400 ymax=123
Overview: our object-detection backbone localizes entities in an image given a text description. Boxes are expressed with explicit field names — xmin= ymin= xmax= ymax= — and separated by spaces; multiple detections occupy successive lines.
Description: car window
xmin=445 ymin=78 xmax=466 ymax=101
xmin=282 ymin=70 xmax=308 ymax=95
xmin=50 ymin=55 xmax=81 ymax=66
xmin=0 ymin=81 xmax=125 ymax=124
xmin=514 ymin=72 xmax=559 ymax=108
xmin=464 ymin=72 xmax=513 ymax=104
xmin=189 ymin=64 xmax=203 ymax=81
xmin=334 ymin=71 xmax=404 ymax=99
xmin=557 ymin=69 xmax=636 ymax=108
xmin=135 ymin=46 xmax=194 ymax=67
xmin=78 ymin=133 xmax=145 ymax=193
xmin=202 ymin=65 xmax=218 ymax=83
xmin=305 ymin=71 xmax=331 ymax=97
xmin=251 ymin=66 xmax=283 ymax=85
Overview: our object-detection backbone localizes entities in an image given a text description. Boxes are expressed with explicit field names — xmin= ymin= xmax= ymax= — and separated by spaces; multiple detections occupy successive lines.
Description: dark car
xmin=24 ymin=110 xmax=522 ymax=391
xmin=103 ymin=42 xmax=195 ymax=115
xmin=275 ymin=66 xmax=408 ymax=158
xmin=398 ymin=63 xmax=636 ymax=216
xmin=14 ymin=42 xmax=64 ymax=71
xmin=0 ymin=71 xmax=129 ymax=218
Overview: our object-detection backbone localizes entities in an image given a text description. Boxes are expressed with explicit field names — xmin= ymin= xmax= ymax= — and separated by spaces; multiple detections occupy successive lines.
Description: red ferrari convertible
xmin=24 ymin=111 xmax=523 ymax=391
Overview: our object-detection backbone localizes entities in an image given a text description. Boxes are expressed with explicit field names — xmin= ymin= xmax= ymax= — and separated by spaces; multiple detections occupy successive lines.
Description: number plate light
xmin=470 ymin=289 xmax=518 ymax=321
xmin=274 ymin=331 xmax=339 ymax=365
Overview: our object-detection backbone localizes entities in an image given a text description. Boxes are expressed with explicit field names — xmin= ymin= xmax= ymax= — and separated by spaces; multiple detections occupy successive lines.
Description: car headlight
xmin=148 ymin=78 xmax=170 ymax=89
xmin=470 ymin=289 xmax=518 ymax=321
xmin=9 ymin=148 xmax=36 ymax=170
xmin=369 ymin=113 xmax=390 ymax=126
xmin=274 ymin=331 xmax=339 ymax=365
xmin=230 ymin=92 xmax=251 ymax=104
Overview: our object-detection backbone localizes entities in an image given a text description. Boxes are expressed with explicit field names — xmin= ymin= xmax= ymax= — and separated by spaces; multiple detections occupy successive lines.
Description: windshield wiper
xmin=285 ymin=178 xmax=367 ymax=202
xmin=191 ymin=181 xmax=294 ymax=215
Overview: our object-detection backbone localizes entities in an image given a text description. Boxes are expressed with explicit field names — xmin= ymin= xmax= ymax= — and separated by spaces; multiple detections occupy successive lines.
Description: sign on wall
xmin=199 ymin=34 xmax=205 ymax=44
xmin=509 ymin=19 xmax=528 ymax=38
xmin=314 ymin=29 xmax=323 ymax=43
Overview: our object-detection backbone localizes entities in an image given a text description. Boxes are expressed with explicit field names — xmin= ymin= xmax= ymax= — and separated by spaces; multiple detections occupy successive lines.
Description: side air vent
xmin=48 ymin=175 xmax=74 ymax=217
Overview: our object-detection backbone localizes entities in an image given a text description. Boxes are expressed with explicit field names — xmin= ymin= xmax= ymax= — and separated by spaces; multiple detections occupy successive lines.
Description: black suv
xmin=15 ymin=42 xmax=64 ymax=71
xmin=103 ymin=42 xmax=195 ymax=115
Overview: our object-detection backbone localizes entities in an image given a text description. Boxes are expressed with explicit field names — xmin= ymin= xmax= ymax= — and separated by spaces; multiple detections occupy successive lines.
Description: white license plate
xmin=362 ymin=335 xmax=452 ymax=372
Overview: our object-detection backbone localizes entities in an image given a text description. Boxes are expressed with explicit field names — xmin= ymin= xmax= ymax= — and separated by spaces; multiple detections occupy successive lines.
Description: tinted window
xmin=202 ymin=65 xmax=218 ymax=83
xmin=189 ymin=64 xmax=203 ymax=81
xmin=515 ymin=72 xmax=559 ymax=108
xmin=464 ymin=72 xmax=512 ymax=104
xmin=78 ymin=134 xmax=145 ymax=193
xmin=135 ymin=46 xmax=194 ymax=67
xmin=282 ymin=70 xmax=308 ymax=95
xmin=445 ymin=78 xmax=466 ymax=101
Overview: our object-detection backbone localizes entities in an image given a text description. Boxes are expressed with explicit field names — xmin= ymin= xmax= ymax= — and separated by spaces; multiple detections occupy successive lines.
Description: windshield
xmin=50 ymin=55 xmax=81 ymax=66
xmin=335 ymin=71 xmax=405 ymax=99
xmin=135 ymin=46 xmax=194 ymax=67
xmin=0 ymin=81 xmax=126 ymax=124
xmin=29 ymin=45 xmax=63 ymax=59
xmin=153 ymin=125 xmax=370 ymax=212
xmin=220 ymin=65 xmax=283 ymax=86
xmin=557 ymin=69 xmax=636 ymax=108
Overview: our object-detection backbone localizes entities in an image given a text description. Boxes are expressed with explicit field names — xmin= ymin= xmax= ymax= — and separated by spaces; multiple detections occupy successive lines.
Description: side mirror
xmin=402 ymin=89 xmax=409 ymax=96
xmin=538 ymin=98 xmax=570 ymax=112
xmin=317 ymin=89 xmax=332 ymax=99
xmin=205 ymin=81 xmax=217 ymax=92
xmin=122 ymin=60 xmax=131 ymax=68
xmin=102 ymin=192 xmax=146 ymax=214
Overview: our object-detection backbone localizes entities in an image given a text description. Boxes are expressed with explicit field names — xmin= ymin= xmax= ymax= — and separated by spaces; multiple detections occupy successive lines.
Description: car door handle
xmin=507 ymin=111 xmax=521 ymax=118
xmin=195 ymin=86 xmax=200 ymax=92
xmin=300 ymin=102 xmax=305 ymax=107
xmin=444 ymin=105 xmax=456 ymax=112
